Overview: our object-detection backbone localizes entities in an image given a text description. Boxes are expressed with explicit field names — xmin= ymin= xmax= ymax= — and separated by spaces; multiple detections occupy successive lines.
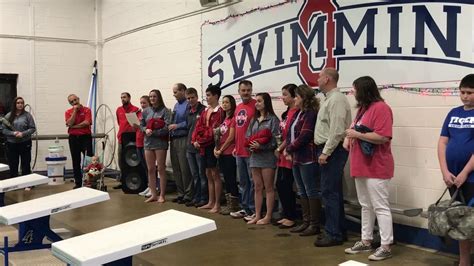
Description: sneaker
xmin=145 ymin=191 xmax=152 ymax=198
xmin=185 ymin=201 xmax=196 ymax=207
xmin=195 ymin=201 xmax=207 ymax=208
xmin=243 ymin=213 xmax=256 ymax=222
xmin=368 ymin=247 xmax=392 ymax=261
xmin=345 ymin=241 xmax=373 ymax=254
xmin=314 ymin=235 xmax=343 ymax=247
xmin=230 ymin=209 xmax=247 ymax=219
xmin=138 ymin=188 xmax=150 ymax=196
xmin=172 ymin=197 xmax=183 ymax=203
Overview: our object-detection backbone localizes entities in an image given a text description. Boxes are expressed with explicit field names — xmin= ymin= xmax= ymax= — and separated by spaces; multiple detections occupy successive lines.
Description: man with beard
xmin=115 ymin=92 xmax=139 ymax=189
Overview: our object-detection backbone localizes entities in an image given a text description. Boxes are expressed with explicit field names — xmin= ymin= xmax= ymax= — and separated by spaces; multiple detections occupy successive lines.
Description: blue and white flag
xmin=86 ymin=60 xmax=98 ymax=134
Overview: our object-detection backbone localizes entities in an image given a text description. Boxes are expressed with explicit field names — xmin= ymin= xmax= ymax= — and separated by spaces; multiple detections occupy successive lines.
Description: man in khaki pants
xmin=169 ymin=83 xmax=192 ymax=204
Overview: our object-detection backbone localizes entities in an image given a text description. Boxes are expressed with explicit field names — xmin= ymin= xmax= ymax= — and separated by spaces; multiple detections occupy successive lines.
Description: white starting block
xmin=0 ymin=173 xmax=49 ymax=193
xmin=0 ymin=187 xmax=110 ymax=264
xmin=52 ymin=209 xmax=217 ymax=266
xmin=0 ymin=163 xmax=8 ymax=172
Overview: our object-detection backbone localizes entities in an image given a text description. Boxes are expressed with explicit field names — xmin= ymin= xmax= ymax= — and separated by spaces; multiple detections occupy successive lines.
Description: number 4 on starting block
xmin=0 ymin=187 xmax=109 ymax=265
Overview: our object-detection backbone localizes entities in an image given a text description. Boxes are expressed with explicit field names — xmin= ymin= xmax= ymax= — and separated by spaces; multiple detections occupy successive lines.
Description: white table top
xmin=0 ymin=187 xmax=110 ymax=225
xmin=0 ymin=163 xmax=9 ymax=172
xmin=339 ymin=260 xmax=368 ymax=266
xmin=52 ymin=209 xmax=217 ymax=266
xmin=0 ymin=173 xmax=49 ymax=192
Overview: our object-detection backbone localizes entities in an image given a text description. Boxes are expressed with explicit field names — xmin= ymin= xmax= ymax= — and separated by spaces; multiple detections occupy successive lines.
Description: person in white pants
xmin=342 ymin=76 xmax=394 ymax=261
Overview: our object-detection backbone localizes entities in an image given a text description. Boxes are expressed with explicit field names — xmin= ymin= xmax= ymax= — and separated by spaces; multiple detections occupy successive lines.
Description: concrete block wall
xmin=0 ymin=0 xmax=465 ymax=229
xmin=100 ymin=0 xmax=464 ymax=228
xmin=0 ymin=0 xmax=96 ymax=171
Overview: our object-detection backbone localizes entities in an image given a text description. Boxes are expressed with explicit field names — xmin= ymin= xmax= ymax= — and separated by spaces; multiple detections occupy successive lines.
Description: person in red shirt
xmin=343 ymin=76 xmax=394 ymax=261
xmin=230 ymin=80 xmax=257 ymax=220
xmin=191 ymin=85 xmax=224 ymax=213
xmin=115 ymin=92 xmax=140 ymax=189
xmin=214 ymin=95 xmax=238 ymax=215
xmin=274 ymin=84 xmax=298 ymax=228
xmin=65 ymin=94 xmax=93 ymax=189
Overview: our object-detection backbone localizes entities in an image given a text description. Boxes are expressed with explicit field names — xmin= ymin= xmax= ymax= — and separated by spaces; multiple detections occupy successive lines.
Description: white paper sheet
xmin=125 ymin=112 xmax=140 ymax=127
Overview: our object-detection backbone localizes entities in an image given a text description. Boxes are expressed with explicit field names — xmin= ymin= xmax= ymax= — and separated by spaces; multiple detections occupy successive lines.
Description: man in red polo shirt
xmin=115 ymin=92 xmax=139 ymax=189
xmin=65 ymin=94 xmax=93 ymax=189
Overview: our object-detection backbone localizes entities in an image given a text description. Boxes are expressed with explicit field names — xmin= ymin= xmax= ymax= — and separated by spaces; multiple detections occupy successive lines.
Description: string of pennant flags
xmin=201 ymin=0 xmax=296 ymax=27
xmin=227 ymin=84 xmax=460 ymax=101
xmin=338 ymin=85 xmax=460 ymax=97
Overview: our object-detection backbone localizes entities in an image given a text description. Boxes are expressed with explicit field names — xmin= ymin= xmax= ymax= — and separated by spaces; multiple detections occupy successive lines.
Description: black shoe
xmin=177 ymin=198 xmax=188 ymax=204
xmin=185 ymin=201 xmax=196 ymax=207
xmin=172 ymin=197 xmax=183 ymax=203
xmin=113 ymin=184 xmax=122 ymax=189
xmin=195 ymin=201 xmax=206 ymax=208
xmin=73 ymin=184 xmax=82 ymax=189
xmin=314 ymin=236 xmax=343 ymax=247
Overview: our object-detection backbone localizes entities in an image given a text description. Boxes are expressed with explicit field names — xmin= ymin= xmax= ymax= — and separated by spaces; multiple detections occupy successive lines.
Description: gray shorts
xmin=249 ymin=150 xmax=277 ymax=169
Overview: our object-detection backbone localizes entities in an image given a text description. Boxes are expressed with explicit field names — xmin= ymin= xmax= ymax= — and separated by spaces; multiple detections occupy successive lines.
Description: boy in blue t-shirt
xmin=437 ymin=73 xmax=474 ymax=266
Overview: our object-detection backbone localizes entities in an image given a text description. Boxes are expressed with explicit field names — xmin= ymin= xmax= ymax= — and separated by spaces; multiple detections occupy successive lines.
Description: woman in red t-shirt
xmin=214 ymin=95 xmax=239 ymax=215
xmin=274 ymin=84 xmax=298 ymax=228
xmin=343 ymin=76 xmax=394 ymax=261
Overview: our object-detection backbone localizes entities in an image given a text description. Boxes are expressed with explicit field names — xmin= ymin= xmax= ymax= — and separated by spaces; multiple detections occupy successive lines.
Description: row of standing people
xmin=4 ymin=69 xmax=469 ymax=264
xmin=131 ymin=68 xmax=396 ymax=261
xmin=58 ymin=72 xmax=474 ymax=265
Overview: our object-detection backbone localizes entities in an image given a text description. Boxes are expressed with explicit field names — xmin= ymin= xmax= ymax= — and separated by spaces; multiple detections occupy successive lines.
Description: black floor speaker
xmin=120 ymin=132 xmax=147 ymax=194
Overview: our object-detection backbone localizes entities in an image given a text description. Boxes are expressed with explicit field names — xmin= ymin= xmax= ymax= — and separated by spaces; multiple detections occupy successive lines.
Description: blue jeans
xmin=236 ymin=156 xmax=254 ymax=214
xmin=318 ymin=144 xmax=348 ymax=241
xmin=292 ymin=162 xmax=320 ymax=198
xmin=187 ymin=151 xmax=208 ymax=203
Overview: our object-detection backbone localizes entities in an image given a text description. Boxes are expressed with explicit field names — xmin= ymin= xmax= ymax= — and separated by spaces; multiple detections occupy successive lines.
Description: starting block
xmin=0 ymin=164 xmax=8 ymax=172
xmin=0 ymin=187 xmax=110 ymax=265
xmin=52 ymin=209 xmax=217 ymax=266
xmin=0 ymin=173 xmax=49 ymax=193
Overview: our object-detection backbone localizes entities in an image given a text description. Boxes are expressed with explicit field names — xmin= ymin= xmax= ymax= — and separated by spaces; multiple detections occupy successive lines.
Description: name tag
xmin=51 ymin=204 xmax=71 ymax=214
xmin=141 ymin=238 xmax=168 ymax=251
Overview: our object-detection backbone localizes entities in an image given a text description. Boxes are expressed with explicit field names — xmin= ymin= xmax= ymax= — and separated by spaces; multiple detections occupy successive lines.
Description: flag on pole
xmin=86 ymin=60 xmax=98 ymax=152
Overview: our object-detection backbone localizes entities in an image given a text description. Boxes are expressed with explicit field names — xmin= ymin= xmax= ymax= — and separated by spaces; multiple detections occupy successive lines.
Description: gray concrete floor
xmin=4 ymin=179 xmax=458 ymax=266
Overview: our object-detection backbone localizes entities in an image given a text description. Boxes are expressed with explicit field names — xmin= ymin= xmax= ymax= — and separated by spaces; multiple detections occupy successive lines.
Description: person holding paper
xmin=115 ymin=92 xmax=139 ymax=189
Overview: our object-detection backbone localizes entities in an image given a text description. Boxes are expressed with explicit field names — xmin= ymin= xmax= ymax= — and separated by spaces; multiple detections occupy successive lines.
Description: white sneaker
xmin=138 ymin=187 xmax=150 ymax=196
xmin=145 ymin=190 xmax=152 ymax=197
xmin=345 ymin=241 xmax=373 ymax=254
xmin=243 ymin=213 xmax=256 ymax=221
xmin=230 ymin=209 xmax=247 ymax=219
xmin=368 ymin=247 xmax=392 ymax=261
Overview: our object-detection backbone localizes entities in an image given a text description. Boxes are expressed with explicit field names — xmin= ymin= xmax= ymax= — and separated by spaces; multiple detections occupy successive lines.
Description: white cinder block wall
xmin=99 ymin=0 xmax=465 ymax=228
xmin=0 ymin=0 xmax=466 ymax=229
xmin=0 ymin=0 xmax=97 ymax=170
